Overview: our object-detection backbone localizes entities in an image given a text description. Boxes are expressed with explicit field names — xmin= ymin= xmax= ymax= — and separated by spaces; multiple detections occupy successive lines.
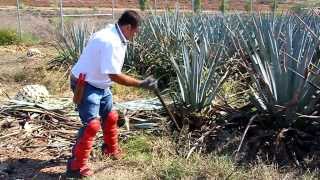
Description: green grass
xmin=0 ymin=29 xmax=40 ymax=46
xmin=121 ymin=134 xmax=153 ymax=162
xmin=13 ymin=71 xmax=27 ymax=83
xmin=0 ymin=29 xmax=18 ymax=45
xmin=19 ymin=32 xmax=41 ymax=45
xmin=159 ymin=160 xmax=186 ymax=179
xmin=139 ymin=0 xmax=149 ymax=11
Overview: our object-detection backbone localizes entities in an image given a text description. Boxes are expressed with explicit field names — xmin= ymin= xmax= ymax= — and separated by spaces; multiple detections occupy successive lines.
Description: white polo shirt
xmin=71 ymin=24 xmax=128 ymax=89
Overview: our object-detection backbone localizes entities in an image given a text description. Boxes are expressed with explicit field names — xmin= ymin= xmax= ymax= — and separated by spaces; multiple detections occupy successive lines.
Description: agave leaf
xmin=51 ymin=23 xmax=93 ymax=68
xmin=235 ymin=13 xmax=320 ymax=115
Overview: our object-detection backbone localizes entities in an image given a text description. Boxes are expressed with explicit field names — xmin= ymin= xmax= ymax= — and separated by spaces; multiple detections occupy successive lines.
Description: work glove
xmin=139 ymin=76 xmax=158 ymax=91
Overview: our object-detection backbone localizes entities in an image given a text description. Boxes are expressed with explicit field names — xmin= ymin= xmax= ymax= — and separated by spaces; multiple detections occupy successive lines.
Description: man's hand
xmin=139 ymin=76 xmax=158 ymax=91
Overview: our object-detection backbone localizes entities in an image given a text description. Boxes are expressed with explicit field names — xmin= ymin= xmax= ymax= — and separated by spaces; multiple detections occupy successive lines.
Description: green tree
xmin=139 ymin=0 xmax=149 ymax=11
xmin=219 ymin=0 xmax=229 ymax=14
xmin=271 ymin=0 xmax=278 ymax=13
xmin=192 ymin=0 xmax=201 ymax=13
xmin=244 ymin=0 xmax=253 ymax=13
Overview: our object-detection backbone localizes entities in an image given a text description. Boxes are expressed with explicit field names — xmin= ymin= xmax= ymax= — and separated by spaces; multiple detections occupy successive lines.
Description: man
xmin=66 ymin=10 xmax=157 ymax=178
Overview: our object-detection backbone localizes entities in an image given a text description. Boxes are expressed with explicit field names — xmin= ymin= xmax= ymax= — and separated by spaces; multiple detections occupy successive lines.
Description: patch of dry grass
xmin=0 ymin=44 xmax=68 ymax=98
xmin=9 ymin=60 xmax=71 ymax=96
xmin=88 ymin=134 xmax=319 ymax=180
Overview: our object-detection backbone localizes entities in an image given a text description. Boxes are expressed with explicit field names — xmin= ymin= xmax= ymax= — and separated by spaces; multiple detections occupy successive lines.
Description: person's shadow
xmin=0 ymin=156 xmax=67 ymax=180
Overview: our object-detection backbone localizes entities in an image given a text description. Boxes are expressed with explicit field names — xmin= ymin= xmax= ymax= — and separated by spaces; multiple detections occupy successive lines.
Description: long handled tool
xmin=154 ymin=89 xmax=181 ymax=131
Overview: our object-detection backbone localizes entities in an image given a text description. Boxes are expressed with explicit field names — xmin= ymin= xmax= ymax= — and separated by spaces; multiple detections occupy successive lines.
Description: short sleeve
xmin=100 ymin=42 xmax=123 ymax=75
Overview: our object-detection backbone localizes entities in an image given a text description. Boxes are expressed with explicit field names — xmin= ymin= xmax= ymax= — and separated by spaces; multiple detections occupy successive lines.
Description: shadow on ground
xmin=0 ymin=157 xmax=66 ymax=180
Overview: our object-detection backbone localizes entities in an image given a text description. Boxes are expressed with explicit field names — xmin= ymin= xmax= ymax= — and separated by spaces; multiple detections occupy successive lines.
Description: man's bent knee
xmin=85 ymin=118 xmax=101 ymax=135
xmin=104 ymin=111 xmax=118 ymax=125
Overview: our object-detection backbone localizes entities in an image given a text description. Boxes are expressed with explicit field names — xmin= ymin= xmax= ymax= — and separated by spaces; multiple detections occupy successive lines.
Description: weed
xmin=193 ymin=0 xmax=202 ymax=13
xmin=121 ymin=134 xmax=152 ymax=162
xmin=13 ymin=71 xmax=27 ymax=82
xmin=139 ymin=0 xmax=149 ymax=11
xmin=219 ymin=0 xmax=229 ymax=13
xmin=0 ymin=29 xmax=18 ymax=45
xmin=244 ymin=0 xmax=253 ymax=12
xmin=159 ymin=161 xmax=186 ymax=180
xmin=0 ymin=29 xmax=40 ymax=46
xmin=219 ymin=79 xmax=249 ymax=107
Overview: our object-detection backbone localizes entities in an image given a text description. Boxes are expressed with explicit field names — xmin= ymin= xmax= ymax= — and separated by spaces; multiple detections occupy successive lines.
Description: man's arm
xmin=109 ymin=73 xmax=142 ymax=87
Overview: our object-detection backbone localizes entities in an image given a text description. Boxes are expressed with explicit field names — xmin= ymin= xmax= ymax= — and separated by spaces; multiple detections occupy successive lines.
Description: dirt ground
xmin=0 ymin=42 xmax=147 ymax=180
xmin=0 ymin=6 xmax=160 ymax=179
xmin=0 ymin=7 xmax=134 ymax=179
xmin=0 ymin=44 xmax=54 ymax=96
xmin=0 ymin=43 xmax=64 ymax=179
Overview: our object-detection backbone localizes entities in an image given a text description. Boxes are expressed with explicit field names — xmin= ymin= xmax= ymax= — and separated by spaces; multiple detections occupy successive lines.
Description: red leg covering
xmin=68 ymin=119 xmax=101 ymax=177
xmin=102 ymin=111 xmax=122 ymax=159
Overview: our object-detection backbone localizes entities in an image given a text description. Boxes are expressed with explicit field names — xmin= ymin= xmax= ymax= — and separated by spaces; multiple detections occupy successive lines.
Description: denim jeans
xmin=69 ymin=77 xmax=113 ymax=163
xmin=70 ymin=78 xmax=113 ymax=125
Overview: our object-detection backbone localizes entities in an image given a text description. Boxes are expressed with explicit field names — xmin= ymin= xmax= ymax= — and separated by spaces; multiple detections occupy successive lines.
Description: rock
xmin=27 ymin=48 xmax=42 ymax=57
xmin=14 ymin=84 xmax=50 ymax=102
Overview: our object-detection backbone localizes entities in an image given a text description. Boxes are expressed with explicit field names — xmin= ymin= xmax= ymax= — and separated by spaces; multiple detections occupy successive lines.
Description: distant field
xmin=0 ymin=0 xmax=316 ymax=12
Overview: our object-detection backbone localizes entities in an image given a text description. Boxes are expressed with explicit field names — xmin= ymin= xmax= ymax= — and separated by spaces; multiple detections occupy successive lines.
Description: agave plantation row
xmin=134 ymin=11 xmax=320 ymax=117
xmin=53 ymin=10 xmax=320 ymax=117
xmin=51 ymin=10 xmax=320 ymax=165
xmin=131 ymin=11 xmax=320 ymax=166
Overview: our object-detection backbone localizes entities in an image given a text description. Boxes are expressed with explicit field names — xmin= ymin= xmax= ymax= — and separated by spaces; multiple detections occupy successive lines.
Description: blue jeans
xmin=70 ymin=78 xmax=113 ymax=125
xmin=69 ymin=78 xmax=113 ymax=164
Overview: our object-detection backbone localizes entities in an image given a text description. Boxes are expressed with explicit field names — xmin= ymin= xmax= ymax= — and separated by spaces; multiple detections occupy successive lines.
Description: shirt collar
xmin=115 ymin=23 xmax=128 ymax=45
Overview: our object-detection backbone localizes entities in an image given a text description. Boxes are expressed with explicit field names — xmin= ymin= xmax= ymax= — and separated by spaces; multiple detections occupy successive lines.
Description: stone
xmin=27 ymin=48 xmax=42 ymax=57
xmin=14 ymin=84 xmax=50 ymax=102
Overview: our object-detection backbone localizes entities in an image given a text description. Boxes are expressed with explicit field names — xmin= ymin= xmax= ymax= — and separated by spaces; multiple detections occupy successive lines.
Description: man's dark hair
xmin=117 ymin=10 xmax=141 ymax=28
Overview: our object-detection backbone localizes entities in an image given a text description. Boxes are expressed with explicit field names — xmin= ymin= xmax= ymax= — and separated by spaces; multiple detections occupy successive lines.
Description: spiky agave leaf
xmin=125 ymin=10 xmax=234 ymax=111
xmin=49 ymin=23 xmax=94 ymax=69
xmin=171 ymin=37 xmax=229 ymax=112
xmin=235 ymin=13 xmax=320 ymax=116
xmin=125 ymin=10 xmax=236 ymax=81
xmin=124 ymin=9 xmax=186 ymax=79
